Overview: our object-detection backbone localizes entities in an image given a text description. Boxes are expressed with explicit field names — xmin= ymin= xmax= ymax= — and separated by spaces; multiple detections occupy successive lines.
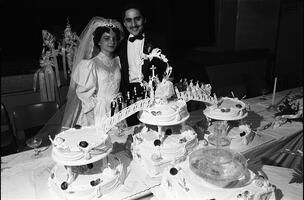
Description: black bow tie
xmin=129 ymin=34 xmax=144 ymax=42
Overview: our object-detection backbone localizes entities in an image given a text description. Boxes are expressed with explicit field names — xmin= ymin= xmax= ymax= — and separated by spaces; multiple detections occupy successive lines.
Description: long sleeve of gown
xmin=73 ymin=60 xmax=97 ymax=114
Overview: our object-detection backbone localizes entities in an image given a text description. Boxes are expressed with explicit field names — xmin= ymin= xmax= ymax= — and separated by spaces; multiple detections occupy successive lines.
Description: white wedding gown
xmin=70 ymin=52 xmax=121 ymax=126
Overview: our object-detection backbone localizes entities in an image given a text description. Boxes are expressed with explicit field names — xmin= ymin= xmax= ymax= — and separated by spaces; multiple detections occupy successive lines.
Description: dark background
xmin=1 ymin=0 xmax=215 ymax=75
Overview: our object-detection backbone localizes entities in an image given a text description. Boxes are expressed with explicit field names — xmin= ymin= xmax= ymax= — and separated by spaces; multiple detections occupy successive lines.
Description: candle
xmin=271 ymin=77 xmax=277 ymax=105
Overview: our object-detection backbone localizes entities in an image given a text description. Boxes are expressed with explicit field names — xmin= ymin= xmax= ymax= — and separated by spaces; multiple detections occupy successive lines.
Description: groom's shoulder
xmin=145 ymin=30 xmax=166 ymax=41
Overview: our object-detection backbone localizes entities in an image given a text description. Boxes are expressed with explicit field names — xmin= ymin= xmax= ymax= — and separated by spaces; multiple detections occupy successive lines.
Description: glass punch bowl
xmin=189 ymin=147 xmax=248 ymax=188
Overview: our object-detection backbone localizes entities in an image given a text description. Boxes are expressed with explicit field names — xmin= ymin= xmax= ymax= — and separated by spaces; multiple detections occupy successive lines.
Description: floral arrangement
xmin=61 ymin=19 xmax=79 ymax=70
xmin=34 ymin=19 xmax=79 ymax=102
xmin=33 ymin=30 xmax=59 ymax=102
xmin=42 ymin=30 xmax=56 ymax=50
xmin=39 ymin=50 xmax=55 ymax=68
xmin=272 ymin=95 xmax=303 ymax=128
xmin=63 ymin=20 xmax=79 ymax=51
xmin=40 ymin=30 xmax=57 ymax=67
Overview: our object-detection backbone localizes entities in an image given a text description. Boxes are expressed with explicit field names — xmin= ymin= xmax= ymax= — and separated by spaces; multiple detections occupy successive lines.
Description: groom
xmin=118 ymin=2 xmax=169 ymax=99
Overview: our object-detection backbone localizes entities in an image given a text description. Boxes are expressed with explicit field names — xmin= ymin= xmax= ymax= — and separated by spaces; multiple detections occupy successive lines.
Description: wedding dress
xmin=61 ymin=17 xmax=124 ymax=128
xmin=73 ymin=52 xmax=121 ymax=126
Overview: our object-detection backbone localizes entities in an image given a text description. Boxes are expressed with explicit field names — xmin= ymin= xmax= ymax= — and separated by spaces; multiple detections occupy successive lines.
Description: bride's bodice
xmin=93 ymin=53 xmax=121 ymax=100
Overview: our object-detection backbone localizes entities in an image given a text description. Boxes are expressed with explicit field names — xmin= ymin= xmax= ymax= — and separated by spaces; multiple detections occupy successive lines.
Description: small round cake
xmin=51 ymin=127 xmax=112 ymax=166
xmin=132 ymin=124 xmax=198 ymax=177
xmin=138 ymin=99 xmax=189 ymax=126
xmin=204 ymin=97 xmax=247 ymax=120
xmin=229 ymin=124 xmax=256 ymax=146
xmin=49 ymin=154 xmax=125 ymax=200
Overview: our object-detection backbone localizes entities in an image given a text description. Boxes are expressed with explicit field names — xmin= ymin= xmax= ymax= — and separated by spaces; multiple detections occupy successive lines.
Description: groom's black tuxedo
xmin=118 ymin=31 xmax=168 ymax=95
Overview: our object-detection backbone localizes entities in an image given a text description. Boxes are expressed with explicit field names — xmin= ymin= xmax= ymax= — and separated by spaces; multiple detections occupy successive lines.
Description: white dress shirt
xmin=127 ymin=34 xmax=145 ymax=83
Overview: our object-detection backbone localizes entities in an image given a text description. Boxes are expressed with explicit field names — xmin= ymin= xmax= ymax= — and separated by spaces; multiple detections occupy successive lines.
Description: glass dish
xmin=189 ymin=147 xmax=247 ymax=188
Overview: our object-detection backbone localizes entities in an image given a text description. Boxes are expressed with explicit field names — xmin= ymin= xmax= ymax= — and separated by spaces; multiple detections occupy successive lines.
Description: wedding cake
xmin=204 ymin=97 xmax=247 ymax=120
xmin=48 ymin=127 xmax=126 ymax=200
xmin=132 ymin=71 xmax=198 ymax=177
xmin=131 ymin=123 xmax=198 ymax=177
xmin=137 ymin=99 xmax=189 ymax=126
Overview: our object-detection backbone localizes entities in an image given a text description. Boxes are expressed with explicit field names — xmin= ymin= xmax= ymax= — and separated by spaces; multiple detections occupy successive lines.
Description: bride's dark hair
xmin=91 ymin=26 xmax=121 ymax=57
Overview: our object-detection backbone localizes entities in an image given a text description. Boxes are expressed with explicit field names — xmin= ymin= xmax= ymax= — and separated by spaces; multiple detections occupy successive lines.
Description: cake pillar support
xmin=65 ymin=165 xmax=77 ymax=185
xmin=158 ymin=126 xmax=162 ymax=139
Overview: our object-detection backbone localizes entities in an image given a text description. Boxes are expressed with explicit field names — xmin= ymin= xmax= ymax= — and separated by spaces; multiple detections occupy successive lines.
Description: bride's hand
xmin=111 ymin=93 xmax=122 ymax=101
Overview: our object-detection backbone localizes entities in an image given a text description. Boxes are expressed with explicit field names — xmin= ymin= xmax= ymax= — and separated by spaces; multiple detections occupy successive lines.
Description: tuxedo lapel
xmin=119 ymin=38 xmax=129 ymax=93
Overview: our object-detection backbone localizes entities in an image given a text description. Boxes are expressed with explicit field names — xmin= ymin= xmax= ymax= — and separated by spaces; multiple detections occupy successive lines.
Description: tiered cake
xmin=203 ymin=96 xmax=256 ymax=147
xmin=132 ymin=78 xmax=198 ymax=177
xmin=48 ymin=127 xmax=126 ymax=200
xmin=132 ymin=123 xmax=198 ymax=177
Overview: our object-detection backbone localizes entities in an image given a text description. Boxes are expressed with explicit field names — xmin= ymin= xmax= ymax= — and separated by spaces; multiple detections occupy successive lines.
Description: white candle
xmin=271 ymin=77 xmax=277 ymax=105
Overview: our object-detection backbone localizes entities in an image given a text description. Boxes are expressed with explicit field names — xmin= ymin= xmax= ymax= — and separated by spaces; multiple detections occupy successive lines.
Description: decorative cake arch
xmin=96 ymin=80 xmax=218 ymax=135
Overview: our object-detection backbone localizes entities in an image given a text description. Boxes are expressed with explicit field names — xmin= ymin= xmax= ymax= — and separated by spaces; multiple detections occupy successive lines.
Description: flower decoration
xmin=272 ymin=95 xmax=303 ymax=128
xmin=42 ymin=30 xmax=56 ymax=51
xmin=40 ymin=30 xmax=58 ymax=68
xmin=63 ymin=20 xmax=79 ymax=54
xmin=39 ymin=50 xmax=55 ymax=68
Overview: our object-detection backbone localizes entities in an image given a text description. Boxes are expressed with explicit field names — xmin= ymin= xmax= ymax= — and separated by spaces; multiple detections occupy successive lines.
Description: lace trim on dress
xmin=96 ymin=52 xmax=118 ymax=68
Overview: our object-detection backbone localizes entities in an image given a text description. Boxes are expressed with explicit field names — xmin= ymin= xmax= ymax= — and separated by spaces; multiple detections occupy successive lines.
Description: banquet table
xmin=1 ymin=87 xmax=303 ymax=200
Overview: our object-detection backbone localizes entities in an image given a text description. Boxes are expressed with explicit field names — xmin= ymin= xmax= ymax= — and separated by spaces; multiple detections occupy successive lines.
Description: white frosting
xmin=229 ymin=124 xmax=256 ymax=145
xmin=138 ymin=100 xmax=189 ymax=126
xmin=155 ymin=80 xmax=175 ymax=99
xmin=132 ymin=124 xmax=198 ymax=177
xmin=48 ymin=155 xmax=125 ymax=200
xmin=204 ymin=97 xmax=246 ymax=120
xmin=51 ymin=127 xmax=112 ymax=166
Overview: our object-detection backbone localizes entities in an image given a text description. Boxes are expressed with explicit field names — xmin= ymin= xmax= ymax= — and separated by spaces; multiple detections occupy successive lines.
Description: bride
xmin=61 ymin=17 xmax=124 ymax=128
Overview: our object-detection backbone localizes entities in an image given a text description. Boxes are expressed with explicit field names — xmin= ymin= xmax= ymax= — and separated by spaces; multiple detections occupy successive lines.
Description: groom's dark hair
xmin=121 ymin=1 xmax=146 ymax=20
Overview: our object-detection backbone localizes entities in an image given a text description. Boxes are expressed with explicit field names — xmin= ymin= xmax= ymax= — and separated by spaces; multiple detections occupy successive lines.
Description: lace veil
xmin=61 ymin=16 xmax=124 ymax=128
